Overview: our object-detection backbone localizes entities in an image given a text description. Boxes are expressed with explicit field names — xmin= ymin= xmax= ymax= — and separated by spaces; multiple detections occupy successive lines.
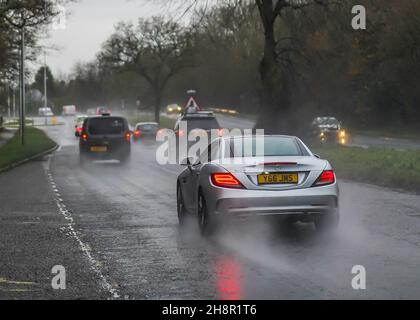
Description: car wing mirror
xmin=181 ymin=157 xmax=201 ymax=170
xmin=180 ymin=157 xmax=192 ymax=167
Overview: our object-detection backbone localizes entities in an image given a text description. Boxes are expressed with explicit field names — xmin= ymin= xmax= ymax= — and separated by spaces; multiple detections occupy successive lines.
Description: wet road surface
xmin=1 ymin=117 xmax=420 ymax=299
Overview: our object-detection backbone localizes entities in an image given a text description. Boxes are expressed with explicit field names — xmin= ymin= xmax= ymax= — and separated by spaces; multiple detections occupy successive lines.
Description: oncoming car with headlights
xmin=176 ymin=135 xmax=339 ymax=236
xmin=312 ymin=117 xmax=348 ymax=145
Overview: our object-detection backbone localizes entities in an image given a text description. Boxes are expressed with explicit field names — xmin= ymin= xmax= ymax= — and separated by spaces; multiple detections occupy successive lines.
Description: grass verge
xmin=352 ymin=128 xmax=420 ymax=141
xmin=313 ymin=145 xmax=420 ymax=193
xmin=0 ymin=127 xmax=57 ymax=170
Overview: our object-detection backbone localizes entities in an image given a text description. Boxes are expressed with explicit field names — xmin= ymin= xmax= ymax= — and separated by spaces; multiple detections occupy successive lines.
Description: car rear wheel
xmin=197 ymin=192 xmax=217 ymax=237
xmin=119 ymin=152 xmax=131 ymax=165
xmin=314 ymin=211 xmax=339 ymax=232
xmin=177 ymin=184 xmax=188 ymax=226
xmin=79 ymin=152 xmax=87 ymax=166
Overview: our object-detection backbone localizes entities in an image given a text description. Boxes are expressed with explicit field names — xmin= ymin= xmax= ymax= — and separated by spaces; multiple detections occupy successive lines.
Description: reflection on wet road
xmin=34 ymin=117 xmax=420 ymax=299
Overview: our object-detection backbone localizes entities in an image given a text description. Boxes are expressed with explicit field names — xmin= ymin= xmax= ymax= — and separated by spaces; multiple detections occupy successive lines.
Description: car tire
xmin=197 ymin=192 xmax=218 ymax=237
xmin=119 ymin=152 xmax=131 ymax=165
xmin=314 ymin=211 xmax=339 ymax=232
xmin=177 ymin=184 xmax=187 ymax=226
xmin=79 ymin=152 xmax=87 ymax=166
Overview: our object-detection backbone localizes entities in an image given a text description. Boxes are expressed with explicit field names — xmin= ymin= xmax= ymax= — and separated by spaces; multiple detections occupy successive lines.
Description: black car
xmin=174 ymin=111 xmax=221 ymax=138
xmin=79 ymin=114 xmax=131 ymax=164
xmin=173 ymin=111 xmax=221 ymax=162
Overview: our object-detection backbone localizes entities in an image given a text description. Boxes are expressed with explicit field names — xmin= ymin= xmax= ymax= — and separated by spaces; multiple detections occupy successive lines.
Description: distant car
xmin=177 ymin=135 xmax=339 ymax=236
xmin=133 ymin=122 xmax=159 ymax=141
xmin=38 ymin=107 xmax=54 ymax=117
xmin=311 ymin=117 xmax=347 ymax=145
xmin=62 ymin=105 xmax=77 ymax=116
xmin=74 ymin=115 xmax=88 ymax=137
xmin=96 ymin=106 xmax=111 ymax=115
xmin=79 ymin=114 xmax=131 ymax=165
xmin=166 ymin=104 xmax=182 ymax=114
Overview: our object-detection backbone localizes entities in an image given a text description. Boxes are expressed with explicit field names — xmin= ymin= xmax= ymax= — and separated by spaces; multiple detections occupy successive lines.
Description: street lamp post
xmin=7 ymin=84 xmax=11 ymax=118
xmin=44 ymin=53 xmax=48 ymax=109
xmin=19 ymin=27 xmax=25 ymax=146
xmin=13 ymin=86 xmax=16 ymax=118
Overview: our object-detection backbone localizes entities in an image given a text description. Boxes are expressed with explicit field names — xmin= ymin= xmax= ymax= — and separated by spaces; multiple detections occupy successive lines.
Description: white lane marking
xmin=44 ymin=156 xmax=121 ymax=300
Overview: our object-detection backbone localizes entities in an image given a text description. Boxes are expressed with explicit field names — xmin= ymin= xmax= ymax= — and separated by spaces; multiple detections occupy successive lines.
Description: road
xmin=1 ymin=116 xmax=420 ymax=299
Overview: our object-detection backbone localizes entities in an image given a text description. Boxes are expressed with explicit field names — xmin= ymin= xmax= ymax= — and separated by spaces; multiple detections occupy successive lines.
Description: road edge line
xmin=44 ymin=156 xmax=122 ymax=300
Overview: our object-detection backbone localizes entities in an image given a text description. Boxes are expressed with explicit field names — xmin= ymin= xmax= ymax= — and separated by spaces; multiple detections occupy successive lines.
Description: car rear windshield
xmin=226 ymin=136 xmax=308 ymax=157
xmin=137 ymin=124 xmax=158 ymax=132
xmin=185 ymin=118 xmax=220 ymax=131
xmin=88 ymin=118 xmax=125 ymax=135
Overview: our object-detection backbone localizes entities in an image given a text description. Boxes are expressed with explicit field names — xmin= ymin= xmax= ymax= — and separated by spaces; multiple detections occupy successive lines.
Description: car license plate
xmin=258 ymin=173 xmax=298 ymax=185
xmin=90 ymin=146 xmax=107 ymax=152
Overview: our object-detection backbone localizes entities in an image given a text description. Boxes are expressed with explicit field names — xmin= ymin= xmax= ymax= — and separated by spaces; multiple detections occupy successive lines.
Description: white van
xmin=62 ymin=105 xmax=77 ymax=116
xmin=39 ymin=107 xmax=54 ymax=117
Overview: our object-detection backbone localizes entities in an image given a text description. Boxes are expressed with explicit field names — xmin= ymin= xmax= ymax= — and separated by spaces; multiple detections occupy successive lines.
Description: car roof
xmin=180 ymin=111 xmax=215 ymax=120
xmin=87 ymin=115 xmax=126 ymax=120
xmin=136 ymin=122 xmax=158 ymax=125
xmin=223 ymin=134 xmax=299 ymax=141
xmin=314 ymin=116 xmax=338 ymax=121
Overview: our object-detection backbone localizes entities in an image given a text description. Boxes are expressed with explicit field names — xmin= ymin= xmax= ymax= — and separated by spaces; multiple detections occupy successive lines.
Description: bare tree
xmin=98 ymin=17 xmax=193 ymax=123
xmin=1 ymin=0 xmax=66 ymax=144
xmin=160 ymin=0 xmax=329 ymax=132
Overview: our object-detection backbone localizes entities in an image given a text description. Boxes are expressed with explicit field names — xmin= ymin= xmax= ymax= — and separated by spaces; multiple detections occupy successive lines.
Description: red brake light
xmin=125 ymin=132 xmax=131 ymax=140
xmin=81 ymin=133 xmax=88 ymax=141
xmin=76 ymin=127 xmax=82 ymax=133
xmin=134 ymin=130 xmax=141 ymax=136
xmin=211 ymin=173 xmax=243 ymax=189
xmin=176 ymin=130 xmax=184 ymax=137
xmin=258 ymin=162 xmax=297 ymax=166
xmin=314 ymin=170 xmax=335 ymax=186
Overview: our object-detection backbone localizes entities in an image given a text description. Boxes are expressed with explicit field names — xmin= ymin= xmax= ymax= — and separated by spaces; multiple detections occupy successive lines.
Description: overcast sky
xmin=40 ymin=0 xmax=173 ymax=78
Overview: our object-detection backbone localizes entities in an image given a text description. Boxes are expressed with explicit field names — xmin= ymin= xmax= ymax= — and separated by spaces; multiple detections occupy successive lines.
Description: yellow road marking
xmin=0 ymin=288 xmax=32 ymax=292
xmin=0 ymin=278 xmax=36 ymax=286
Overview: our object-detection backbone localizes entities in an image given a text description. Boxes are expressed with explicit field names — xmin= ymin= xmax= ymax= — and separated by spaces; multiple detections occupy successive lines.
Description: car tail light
xmin=313 ymin=170 xmax=335 ymax=187
xmin=134 ymin=130 xmax=141 ymax=137
xmin=258 ymin=162 xmax=297 ymax=166
xmin=211 ymin=173 xmax=244 ymax=189
xmin=81 ymin=133 xmax=88 ymax=141
xmin=176 ymin=130 xmax=184 ymax=137
xmin=125 ymin=132 xmax=131 ymax=141
xmin=76 ymin=127 xmax=82 ymax=133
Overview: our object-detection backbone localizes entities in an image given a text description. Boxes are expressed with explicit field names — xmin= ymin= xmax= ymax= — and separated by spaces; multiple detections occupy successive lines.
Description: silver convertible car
xmin=177 ymin=135 xmax=339 ymax=236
